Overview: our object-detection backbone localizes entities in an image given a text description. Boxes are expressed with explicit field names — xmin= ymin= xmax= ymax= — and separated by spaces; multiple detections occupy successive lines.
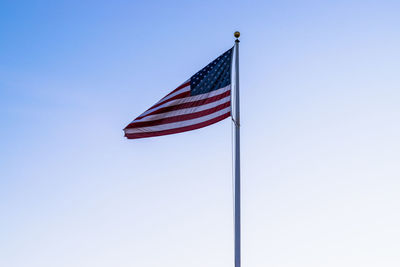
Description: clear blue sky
xmin=1 ymin=1 xmax=400 ymax=266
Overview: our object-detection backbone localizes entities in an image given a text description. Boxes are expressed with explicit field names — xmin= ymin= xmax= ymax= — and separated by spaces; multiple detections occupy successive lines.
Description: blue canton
xmin=190 ymin=47 xmax=233 ymax=96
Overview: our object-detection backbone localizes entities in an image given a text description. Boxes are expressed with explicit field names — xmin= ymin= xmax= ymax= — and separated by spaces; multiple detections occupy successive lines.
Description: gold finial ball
xmin=234 ymin=31 xmax=240 ymax=38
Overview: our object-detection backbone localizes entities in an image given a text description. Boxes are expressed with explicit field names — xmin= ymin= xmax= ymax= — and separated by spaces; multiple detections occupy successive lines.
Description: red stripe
xmin=135 ymin=90 xmax=231 ymax=120
xmin=126 ymin=101 xmax=230 ymax=128
xmin=125 ymin=112 xmax=230 ymax=139
xmin=165 ymin=81 xmax=190 ymax=97
xmin=148 ymin=91 xmax=190 ymax=111
xmin=134 ymin=82 xmax=191 ymax=119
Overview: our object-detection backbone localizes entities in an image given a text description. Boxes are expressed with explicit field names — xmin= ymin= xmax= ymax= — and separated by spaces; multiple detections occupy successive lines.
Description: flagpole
xmin=233 ymin=31 xmax=241 ymax=267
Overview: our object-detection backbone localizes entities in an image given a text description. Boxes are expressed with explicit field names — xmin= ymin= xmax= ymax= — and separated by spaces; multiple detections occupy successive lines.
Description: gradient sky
xmin=1 ymin=1 xmax=400 ymax=267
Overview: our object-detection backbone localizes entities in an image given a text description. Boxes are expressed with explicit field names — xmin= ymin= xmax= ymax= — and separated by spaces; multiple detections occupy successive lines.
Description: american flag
xmin=124 ymin=47 xmax=233 ymax=139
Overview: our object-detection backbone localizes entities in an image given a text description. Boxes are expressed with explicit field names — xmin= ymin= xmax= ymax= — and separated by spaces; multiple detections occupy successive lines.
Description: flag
xmin=124 ymin=47 xmax=233 ymax=139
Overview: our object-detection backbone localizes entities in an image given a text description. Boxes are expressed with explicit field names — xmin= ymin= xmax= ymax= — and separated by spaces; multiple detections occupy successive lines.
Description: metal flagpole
xmin=233 ymin=31 xmax=241 ymax=267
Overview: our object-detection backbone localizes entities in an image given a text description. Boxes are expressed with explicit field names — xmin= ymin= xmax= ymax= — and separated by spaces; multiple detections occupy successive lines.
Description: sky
xmin=1 ymin=0 xmax=400 ymax=266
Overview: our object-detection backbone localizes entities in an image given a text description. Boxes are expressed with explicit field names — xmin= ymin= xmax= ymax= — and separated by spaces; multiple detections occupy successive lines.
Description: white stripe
xmin=125 ymin=107 xmax=231 ymax=134
xmin=133 ymin=95 xmax=231 ymax=123
xmin=136 ymin=85 xmax=231 ymax=119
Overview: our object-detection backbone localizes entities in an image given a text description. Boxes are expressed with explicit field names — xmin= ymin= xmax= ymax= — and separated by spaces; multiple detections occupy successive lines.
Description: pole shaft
xmin=234 ymin=39 xmax=241 ymax=267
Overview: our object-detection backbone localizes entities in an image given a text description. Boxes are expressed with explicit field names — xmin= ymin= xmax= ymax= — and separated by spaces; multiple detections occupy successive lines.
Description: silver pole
xmin=233 ymin=31 xmax=241 ymax=267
